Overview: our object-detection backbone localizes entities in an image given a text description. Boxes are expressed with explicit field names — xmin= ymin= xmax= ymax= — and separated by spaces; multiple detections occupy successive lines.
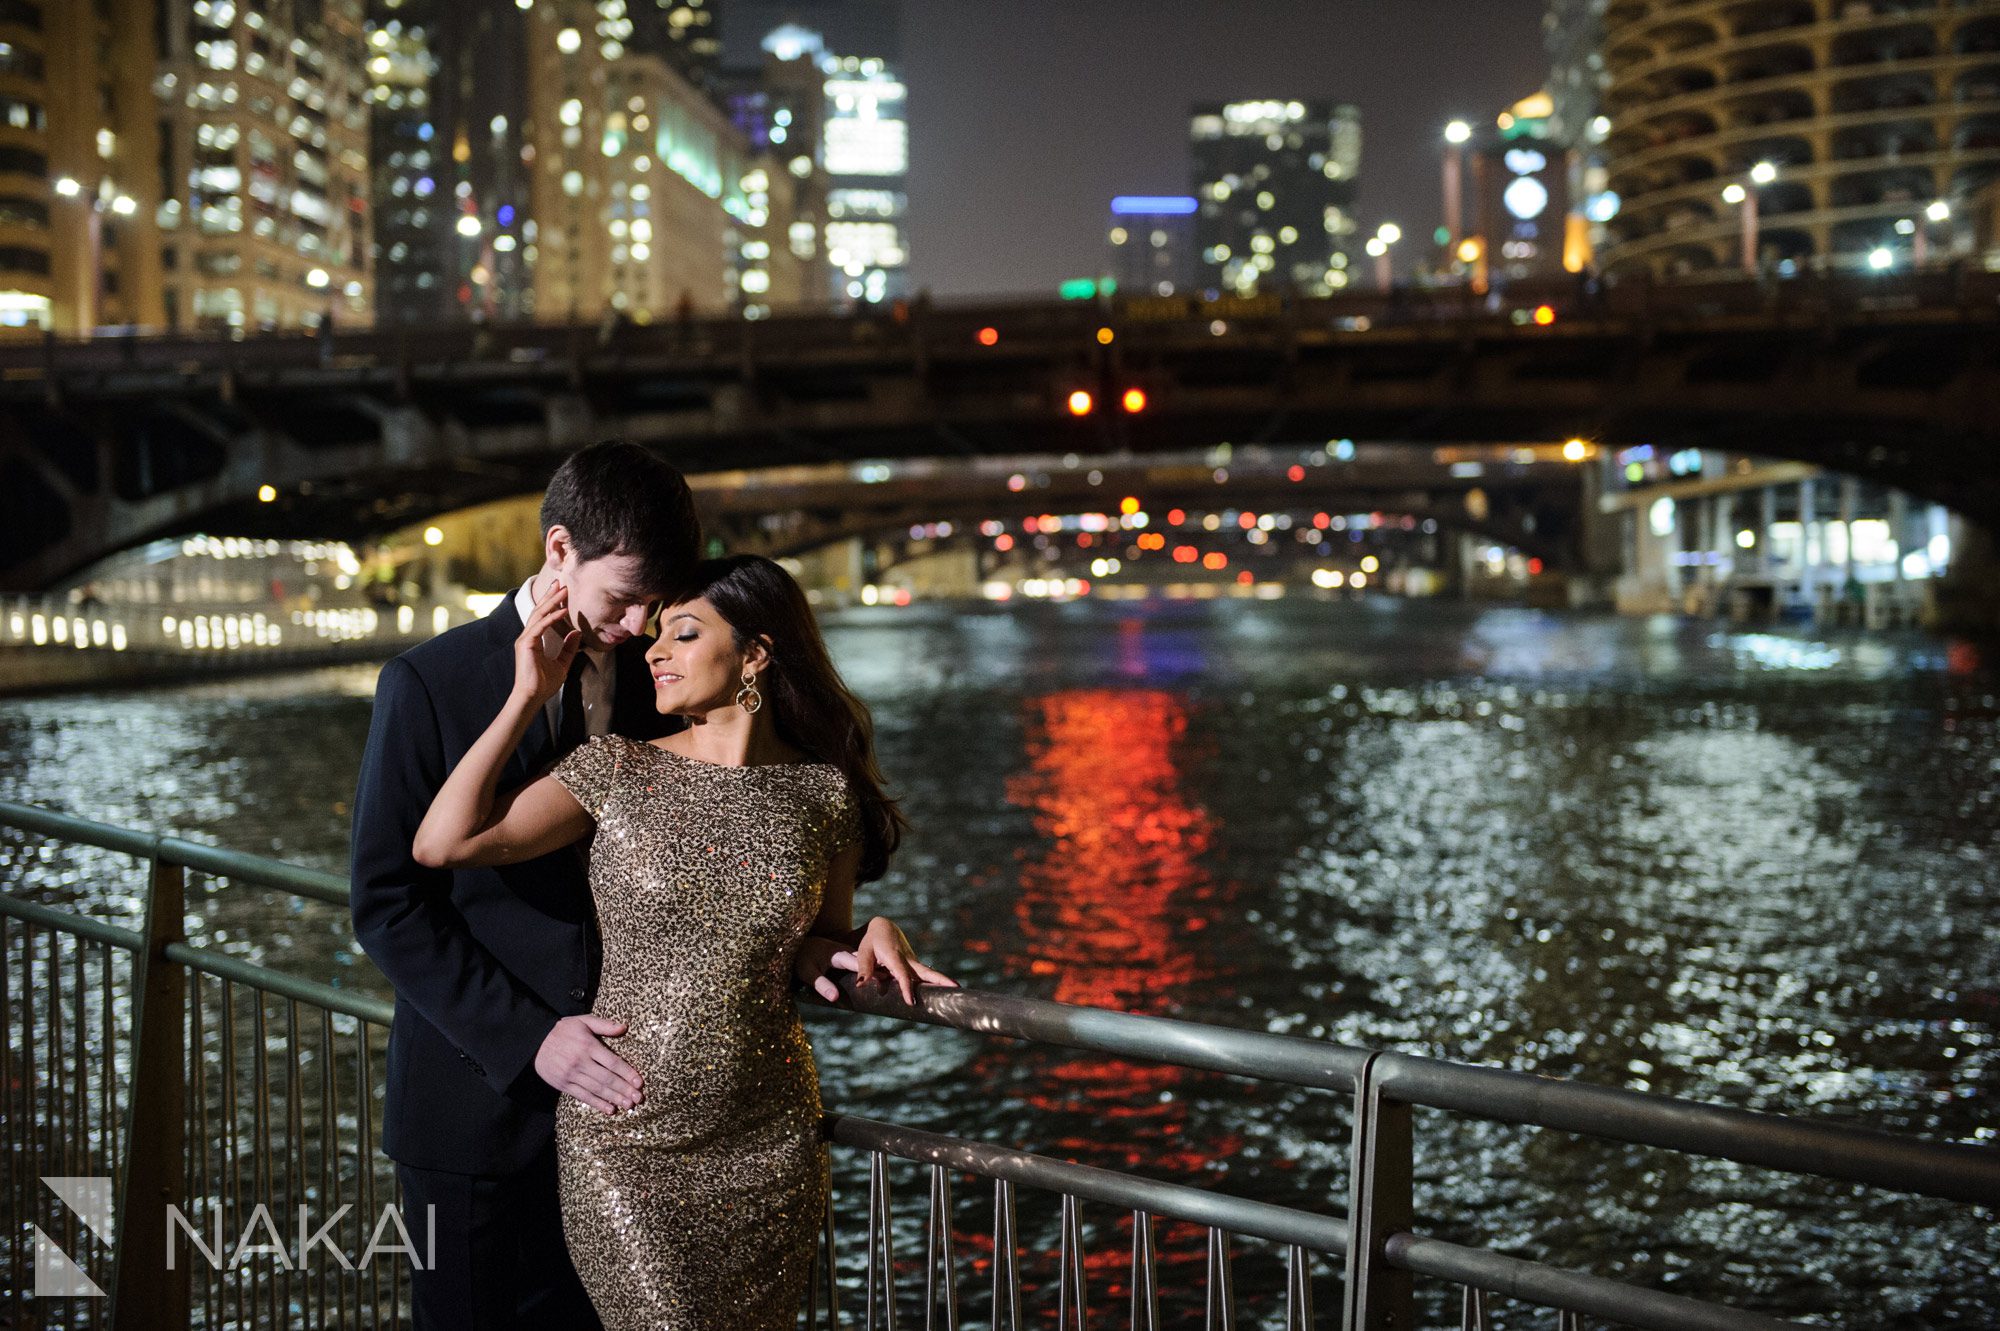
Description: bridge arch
xmin=3 ymin=281 xmax=1997 ymax=590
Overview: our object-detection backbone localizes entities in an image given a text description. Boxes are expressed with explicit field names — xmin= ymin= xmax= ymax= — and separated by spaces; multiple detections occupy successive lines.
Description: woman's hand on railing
xmin=846 ymin=916 xmax=957 ymax=1005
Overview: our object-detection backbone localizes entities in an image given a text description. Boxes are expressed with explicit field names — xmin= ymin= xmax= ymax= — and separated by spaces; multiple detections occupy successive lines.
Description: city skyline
xmin=885 ymin=1 xmax=1549 ymax=296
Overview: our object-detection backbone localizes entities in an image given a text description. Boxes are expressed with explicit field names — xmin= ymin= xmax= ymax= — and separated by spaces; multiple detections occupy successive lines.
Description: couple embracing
xmin=349 ymin=441 xmax=954 ymax=1329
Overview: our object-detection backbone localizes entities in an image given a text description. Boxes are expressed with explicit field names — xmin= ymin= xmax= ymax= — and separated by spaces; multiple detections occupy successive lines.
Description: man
xmin=350 ymin=441 xmax=701 ymax=1330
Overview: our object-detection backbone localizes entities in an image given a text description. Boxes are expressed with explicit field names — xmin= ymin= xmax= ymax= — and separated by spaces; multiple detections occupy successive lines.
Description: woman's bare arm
xmin=795 ymin=843 xmax=956 ymax=1003
xmin=413 ymin=581 xmax=595 ymax=869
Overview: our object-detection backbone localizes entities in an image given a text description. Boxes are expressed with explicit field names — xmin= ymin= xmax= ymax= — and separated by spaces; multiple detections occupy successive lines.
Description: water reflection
xmin=1 ymin=602 xmax=1994 ymax=1325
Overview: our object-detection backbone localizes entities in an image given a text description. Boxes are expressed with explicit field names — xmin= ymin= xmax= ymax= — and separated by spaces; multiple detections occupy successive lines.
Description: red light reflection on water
xmin=969 ymin=689 xmax=1242 ymax=1292
xmin=1001 ymin=689 xmax=1217 ymax=1012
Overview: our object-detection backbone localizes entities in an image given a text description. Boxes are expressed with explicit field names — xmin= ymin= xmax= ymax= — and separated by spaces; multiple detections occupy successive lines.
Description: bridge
xmin=1 ymin=270 xmax=1996 ymax=589
xmin=705 ymin=446 xmax=1591 ymax=573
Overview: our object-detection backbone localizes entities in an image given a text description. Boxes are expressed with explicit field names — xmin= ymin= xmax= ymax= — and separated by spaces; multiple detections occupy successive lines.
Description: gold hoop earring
xmin=735 ymin=672 xmax=763 ymax=715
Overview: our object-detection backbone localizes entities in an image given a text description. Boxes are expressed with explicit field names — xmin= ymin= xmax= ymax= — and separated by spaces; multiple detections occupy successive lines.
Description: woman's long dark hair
xmin=670 ymin=555 xmax=906 ymax=882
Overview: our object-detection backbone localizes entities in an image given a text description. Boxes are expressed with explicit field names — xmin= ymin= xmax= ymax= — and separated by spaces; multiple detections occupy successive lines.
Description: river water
xmin=2 ymin=598 xmax=1994 ymax=1326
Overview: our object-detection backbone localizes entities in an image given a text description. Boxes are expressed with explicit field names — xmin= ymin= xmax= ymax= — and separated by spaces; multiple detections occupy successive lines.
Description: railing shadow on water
xmin=1 ymin=797 xmax=1994 ymax=1331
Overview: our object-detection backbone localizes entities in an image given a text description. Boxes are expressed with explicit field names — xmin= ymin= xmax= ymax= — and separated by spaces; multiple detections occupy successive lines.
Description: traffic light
xmin=1120 ymin=387 xmax=1147 ymax=413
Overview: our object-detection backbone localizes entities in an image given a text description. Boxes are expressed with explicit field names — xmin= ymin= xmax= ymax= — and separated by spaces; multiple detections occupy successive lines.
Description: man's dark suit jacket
xmin=349 ymin=597 xmax=674 ymax=1175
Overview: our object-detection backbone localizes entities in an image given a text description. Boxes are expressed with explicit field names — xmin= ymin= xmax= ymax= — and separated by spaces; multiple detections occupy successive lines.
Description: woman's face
xmin=643 ymin=597 xmax=759 ymax=715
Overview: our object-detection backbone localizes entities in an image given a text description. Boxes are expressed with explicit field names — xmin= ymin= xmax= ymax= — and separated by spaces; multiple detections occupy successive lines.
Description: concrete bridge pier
xmin=1932 ymin=517 xmax=2000 ymax=635
xmin=1566 ymin=458 xmax=1624 ymax=611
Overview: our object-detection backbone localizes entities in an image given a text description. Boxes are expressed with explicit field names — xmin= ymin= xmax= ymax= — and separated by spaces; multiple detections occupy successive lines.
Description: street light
xmin=1368 ymin=222 xmax=1401 ymax=292
xmin=1913 ymin=199 xmax=1951 ymax=266
xmin=1442 ymin=121 xmax=1472 ymax=245
xmin=1724 ymin=161 xmax=1777 ymax=275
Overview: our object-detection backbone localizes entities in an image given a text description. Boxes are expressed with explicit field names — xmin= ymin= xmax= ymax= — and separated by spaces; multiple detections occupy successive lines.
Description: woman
xmin=413 ymin=554 xmax=955 ymax=1328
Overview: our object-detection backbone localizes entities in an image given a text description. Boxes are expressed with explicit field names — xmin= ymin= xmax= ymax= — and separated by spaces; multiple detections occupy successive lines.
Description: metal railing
xmin=3 ymin=798 xmax=1995 ymax=1330
xmin=1 ymin=801 xmax=401 ymax=1331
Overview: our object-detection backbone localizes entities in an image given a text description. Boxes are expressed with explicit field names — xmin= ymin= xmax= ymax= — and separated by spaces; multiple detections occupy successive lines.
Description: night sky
xmin=886 ymin=2 xmax=1551 ymax=298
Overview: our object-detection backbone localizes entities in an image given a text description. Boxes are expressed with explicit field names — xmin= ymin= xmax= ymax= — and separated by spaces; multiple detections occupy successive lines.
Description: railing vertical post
xmin=1342 ymin=1054 xmax=1412 ymax=1331
xmin=110 ymin=852 xmax=188 ymax=1331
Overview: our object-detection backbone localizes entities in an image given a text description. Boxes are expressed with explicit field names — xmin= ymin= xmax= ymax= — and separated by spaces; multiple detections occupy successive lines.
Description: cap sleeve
xmin=550 ymin=734 xmax=625 ymax=820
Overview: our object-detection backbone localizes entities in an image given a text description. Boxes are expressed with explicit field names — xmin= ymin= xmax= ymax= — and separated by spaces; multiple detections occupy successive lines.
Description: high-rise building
xmin=1190 ymin=99 xmax=1360 ymax=297
xmin=744 ymin=19 xmax=906 ymax=304
xmin=1106 ymin=195 xmax=1198 ymax=297
xmin=366 ymin=3 xmax=534 ymax=324
xmin=1544 ymin=0 xmax=1609 ymax=157
xmin=157 ymin=0 xmax=374 ymax=332
xmin=26 ymin=0 xmax=370 ymax=333
xmin=718 ymin=46 xmax=832 ymax=309
xmin=1543 ymin=0 xmax=1615 ymax=272
xmin=1460 ymin=91 xmax=1578 ymax=288
xmin=629 ymin=0 xmax=724 ymax=87
xmin=12 ymin=0 xmax=164 ymax=333
xmin=522 ymin=0 xmax=823 ymax=322
xmin=1598 ymin=0 xmax=2000 ymax=277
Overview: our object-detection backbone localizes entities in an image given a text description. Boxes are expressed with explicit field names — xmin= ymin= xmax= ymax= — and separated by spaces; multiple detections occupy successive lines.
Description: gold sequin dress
xmin=548 ymin=734 xmax=856 ymax=1330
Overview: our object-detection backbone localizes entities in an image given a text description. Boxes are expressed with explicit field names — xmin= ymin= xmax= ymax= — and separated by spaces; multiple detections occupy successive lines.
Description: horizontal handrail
xmin=1382 ymin=1233 xmax=1796 ymax=1331
xmin=1371 ymin=1051 xmax=2000 ymax=1209
xmin=0 ymin=888 xmax=146 ymax=951
xmin=0 ymin=798 xmax=349 ymax=905
xmin=0 ymin=888 xmax=391 ymax=1025
xmin=7 ymin=798 xmax=1996 ymax=1331
xmin=825 ymin=1113 xmax=1351 ymax=1254
xmin=160 ymin=941 xmax=393 ymax=1026
xmin=808 ymin=976 xmax=1372 ymax=1091
xmin=816 ymin=979 xmax=2000 ymax=1209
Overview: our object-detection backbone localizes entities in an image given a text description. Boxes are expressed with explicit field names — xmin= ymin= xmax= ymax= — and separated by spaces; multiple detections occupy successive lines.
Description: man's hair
xmin=539 ymin=441 xmax=702 ymax=593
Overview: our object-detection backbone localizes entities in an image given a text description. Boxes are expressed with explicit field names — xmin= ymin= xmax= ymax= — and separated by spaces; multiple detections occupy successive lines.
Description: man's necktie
xmin=555 ymin=654 xmax=591 ymax=756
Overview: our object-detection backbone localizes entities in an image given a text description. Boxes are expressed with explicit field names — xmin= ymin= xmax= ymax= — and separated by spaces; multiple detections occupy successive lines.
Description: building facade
xmin=1461 ymin=91 xmax=1582 ymax=287
xmin=1190 ymin=99 xmax=1361 ymax=297
xmin=1598 ymin=0 xmax=2000 ymax=276
xmin=366 ymin=2 xmax=534 ymax=324
xmin=629 ymin=0 xmax=723 ymax=86
xmin=9 ymin=0 xmax=165 ymax=333
xmin=719 ymin=44 xmax=832 ymax=311
xmin=1106 ymin=195 xmax=1198 ymax=297
xmin=22 ymin=0 xmax=369 ymax=334
xmin=747 ymin=20 xmax=906 ymax=304
xmin=523 ymin=0 xmax=826 ymax=323
xmin=157 ymin=0 xmax=374 ymax=332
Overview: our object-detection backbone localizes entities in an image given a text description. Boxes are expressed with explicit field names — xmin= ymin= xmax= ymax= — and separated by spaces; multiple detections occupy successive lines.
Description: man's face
xmin=556 ymin=548 xmax=656 ymax=650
